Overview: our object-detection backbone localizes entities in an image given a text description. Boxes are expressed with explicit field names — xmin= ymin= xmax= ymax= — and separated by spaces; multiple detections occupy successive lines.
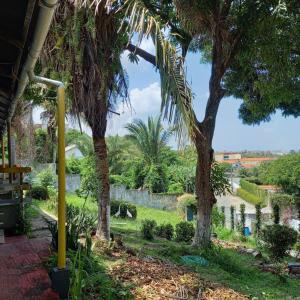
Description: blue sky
xmin=34 ymin=39 xmax=300 ymax=151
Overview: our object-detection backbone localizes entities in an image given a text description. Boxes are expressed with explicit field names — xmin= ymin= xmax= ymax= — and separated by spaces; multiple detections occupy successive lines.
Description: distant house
xmin=215 ymin=152 xmax=275 ymax=169
xmin=215 ymin=152 xmax=242 ymax=162
xmin=65 ymin=144 xmax=83 ymax=159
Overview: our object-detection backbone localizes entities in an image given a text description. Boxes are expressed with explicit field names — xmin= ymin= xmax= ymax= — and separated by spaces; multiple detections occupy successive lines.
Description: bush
xmin=261 ymin=224 xmax=298 ymax=259
xmin=168 ymin=182 xmax=184 ymax=194
xmin=141 ymin=219 xmax=157 ymax=240
xmin=155 ymin=223 xmax=174 ymax=240
xmin=66 ymin=156 xmax=82 ymax=174
xmin=212 ymin=206 xmax=225 ymax=228
xmin=110 ymin=200 xmax=137 ymax=219
xmin=37 ymin=167 xmax=56 ymax=188
xmin=237 ymin=188 xmax=262 ymax=205
xmin=175 ymin=221 xmax=195 ymax=243
xmin=31 ymin=185 xmax=49 ymax=200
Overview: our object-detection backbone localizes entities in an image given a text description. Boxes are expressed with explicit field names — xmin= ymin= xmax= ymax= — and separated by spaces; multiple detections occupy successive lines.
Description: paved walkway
xmin=0 ymin=235 xmax=59 ymax=300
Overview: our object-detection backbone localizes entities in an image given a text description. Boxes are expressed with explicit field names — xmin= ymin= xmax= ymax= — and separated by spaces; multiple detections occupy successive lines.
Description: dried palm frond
xmin=119 ymin=0 xmax=196 ymax=142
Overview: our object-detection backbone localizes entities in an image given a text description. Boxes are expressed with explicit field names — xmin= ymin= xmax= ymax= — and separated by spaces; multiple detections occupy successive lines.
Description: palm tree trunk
xmin=92 ymin=133 xmax=110 ymax=241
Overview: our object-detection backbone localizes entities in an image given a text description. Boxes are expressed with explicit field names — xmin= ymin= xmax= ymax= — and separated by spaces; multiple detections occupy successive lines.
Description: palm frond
xmin=120 ymin=0 xmax=197 ymax=142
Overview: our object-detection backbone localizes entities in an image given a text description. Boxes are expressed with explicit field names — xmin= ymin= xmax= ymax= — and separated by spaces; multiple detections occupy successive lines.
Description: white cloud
xmin=32 ymin=82 xmax=162 ymax=138
xmin=107 ymin=82 xmax=161 ymax=135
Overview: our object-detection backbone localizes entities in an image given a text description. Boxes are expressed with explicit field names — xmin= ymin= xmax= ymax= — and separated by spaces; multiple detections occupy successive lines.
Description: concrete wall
xmin=110 ymin=185 xmax=178 ymax=211
xmin=66 ymin=174 xmax=81 ymax=193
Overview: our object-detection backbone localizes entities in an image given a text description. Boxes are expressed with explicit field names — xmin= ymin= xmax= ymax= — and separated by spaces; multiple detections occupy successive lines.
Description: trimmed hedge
xmin=175 ymin=221 xmax=195 ymax=243
xmin=240 ymin=179 xmax=268 ymax=203
xmin=237 ymin=188 xmax=262 ymax=205
xmin=155 ymin=223 xmax=174 ymax=240
xmin=111 ymin=200 xmax=137 ymax=219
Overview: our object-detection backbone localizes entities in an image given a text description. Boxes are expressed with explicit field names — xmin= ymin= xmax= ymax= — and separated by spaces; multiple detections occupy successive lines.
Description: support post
xmin=29 ymin=74 xmax=69 ymax=299
xmin=57 ymin=86 xmax=66 ymax=270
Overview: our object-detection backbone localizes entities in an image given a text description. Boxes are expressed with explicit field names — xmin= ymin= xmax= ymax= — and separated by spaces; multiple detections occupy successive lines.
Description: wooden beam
xmin=0 ymin=166 xmax=31 ymax=174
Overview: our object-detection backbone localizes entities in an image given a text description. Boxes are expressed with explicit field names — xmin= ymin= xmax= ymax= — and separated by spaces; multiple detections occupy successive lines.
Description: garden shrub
xmin=240 ymin=204 xmax=246 ymax=235
xmin=37 ymin=167 xmax=56 ymax=188
xmin=273 ymin=204 xmax=280 ymax=224
xmin=261 ymin=224 xmax=298 ymax=259
xmin=255 ymin=204 xmax=261 ymax=235
xmin=110 ymin=200 xmax=137 ymax=219
xmin=175 ymin=221 xmax=195 ymax=243
xmin=141 ymin=219 xmax=157 ymax=240
xmin=155 ymin=223 xmax=174 ymax=240
xmin=237 ymin=188 xmax=261 ymax=205
xmin=230 ymin=206 xmax=235 ymax=230
xmin=168 ymin=182 xmax=184 ymax=194
xmin=66 ymin=156 xmax=82 ymax=174
xmin=31 ymin=185 xmax=49 ymax=200
xmin=212 ymin=206 xmax=225 ymax=228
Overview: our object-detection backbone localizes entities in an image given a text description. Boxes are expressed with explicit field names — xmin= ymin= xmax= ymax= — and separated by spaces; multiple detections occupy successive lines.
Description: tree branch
xmin=126 ymin=43 xmax=156 ymax=67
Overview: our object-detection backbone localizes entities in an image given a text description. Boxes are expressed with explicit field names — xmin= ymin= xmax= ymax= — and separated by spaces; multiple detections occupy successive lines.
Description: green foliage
xmin=230 ymin=206 xmax=235 ymax=231
xmin=175 ymin=221 xmax=195 ymax=243
xmin=46 ymin=204 xmax=96 ymax=251
xmin=141 ymin=219 xmax=157 ymax=240
xmin=221 ymin=206 xmax=225 ymax=227
xmin=110 ymin=200 xmax=137 ymax=219
xmin=154 ymin=223 xmax=174 ymax=240
xmin=255 ymin=204 xmax=262 ymax=236
xmin=261 ymin=225 xmax=298 ymax=259
xmin=270 ymin=193 xmax=295 ymax=208
xmin=79 ymin=155 xmax=100 ymax=199
xmin=34 ymin=128 xmax=53 ymax=163
xmin=125 ymin=116 xmax=171 ymax=165
xmin=66 ymin=156 xmax=82 ymax=175
xmin=167 ymin=182 xmax=184 ymax=194
xmin=236 ymin=188 xmax=262 ymax=205
xmin=240 ymin=179 xmax=268 ymax=203
xmin=144 ymin=163 xmax=168 ymax=193
xmin=273 ymin=204 xmax=280 ymax=225
xmin=240 ymin=204 xmax=246 ymax=235
xmin=212 ymin=206 xmax=225 ymax=229
xmin=258 ymin=153 xmax=300 ymax=196
xmin=66 ymin=129 xmax=93 ymax=156
xmin=211 ymin=162 xmax=231 ymax=196
xmin=36 ymin=167 xmax=56 ymax=189
xmin=31 ymin=186 xmax=49 ymax=200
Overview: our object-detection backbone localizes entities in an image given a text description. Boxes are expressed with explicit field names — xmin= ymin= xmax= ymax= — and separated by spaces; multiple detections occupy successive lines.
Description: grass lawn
xmin=33 ymin=194 xmax=300 ymax=300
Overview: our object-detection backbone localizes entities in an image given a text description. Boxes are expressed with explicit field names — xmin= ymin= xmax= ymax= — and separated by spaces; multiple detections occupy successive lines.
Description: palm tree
xmin=42 ymin=1 xmax=129 ymax=240
xmin=125 ymin=116 xmax=170 ymax=165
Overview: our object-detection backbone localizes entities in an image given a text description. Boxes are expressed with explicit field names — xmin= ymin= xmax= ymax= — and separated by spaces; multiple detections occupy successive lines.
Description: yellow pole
xmin=57 ymin=86 xmax=66 ymax=269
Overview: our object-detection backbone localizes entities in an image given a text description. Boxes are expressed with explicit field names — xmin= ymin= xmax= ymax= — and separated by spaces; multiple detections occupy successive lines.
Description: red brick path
xmin=0 ymin=235 xmax=59 ymax=300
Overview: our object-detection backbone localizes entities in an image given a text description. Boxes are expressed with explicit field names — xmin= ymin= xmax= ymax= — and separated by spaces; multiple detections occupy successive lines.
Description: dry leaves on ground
xmin=110 ymin=256 xmax=248 ymax=300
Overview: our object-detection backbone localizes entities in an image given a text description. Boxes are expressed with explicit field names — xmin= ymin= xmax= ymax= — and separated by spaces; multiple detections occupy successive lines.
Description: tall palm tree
xmin=43 ymin=1 xmax=129 ymax=240
xmin=125 ymin=116 xmax=170 ymax=165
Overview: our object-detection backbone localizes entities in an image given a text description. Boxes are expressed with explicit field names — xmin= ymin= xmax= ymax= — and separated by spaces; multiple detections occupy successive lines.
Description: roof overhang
xmin=0 ymin=0 xmax=57 ymax=136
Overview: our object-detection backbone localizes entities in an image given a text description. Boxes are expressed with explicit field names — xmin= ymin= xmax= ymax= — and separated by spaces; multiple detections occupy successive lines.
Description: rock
xmin=288 ymin=263 xmax=300 ymax=275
